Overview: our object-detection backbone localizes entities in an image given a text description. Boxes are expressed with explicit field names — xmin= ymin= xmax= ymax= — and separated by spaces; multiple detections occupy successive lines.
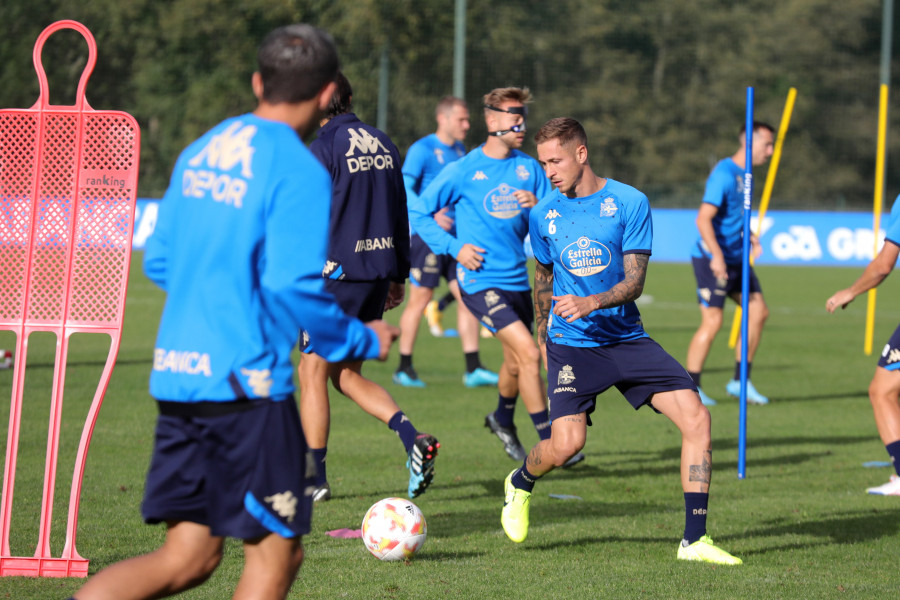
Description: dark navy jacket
xmin=310 ymin=113 xmax=410 ymax=282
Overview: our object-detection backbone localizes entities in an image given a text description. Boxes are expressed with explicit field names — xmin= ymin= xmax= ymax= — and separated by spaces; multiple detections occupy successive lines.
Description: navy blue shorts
xmin=409 ymin=234 xmax=456 ymax=289
xmin=546 ymin=338 xmax=696 ymax=424
xmin=461 ymin=287 xmax=533 ymax=333
xmin=300 ymin=278 xmax=390 ymax=353
xmin=877 ymin=324 xmax=900 ymax=371
xmin=691 ymin=257 xmax=762 ymax=309
xmin=142 ymin=398 xmax=313 ymax=540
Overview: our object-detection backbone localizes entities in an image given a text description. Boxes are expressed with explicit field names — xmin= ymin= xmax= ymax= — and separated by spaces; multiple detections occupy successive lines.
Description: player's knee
xmin=551 ymin=438 xmax=585 ymax=467
xmin=169 ymin=548 xmax=222 ymax=590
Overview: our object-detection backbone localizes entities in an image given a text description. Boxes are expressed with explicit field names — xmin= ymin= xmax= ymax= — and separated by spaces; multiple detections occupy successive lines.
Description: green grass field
xmin=1 ymin=258 xmax=900 ymax=599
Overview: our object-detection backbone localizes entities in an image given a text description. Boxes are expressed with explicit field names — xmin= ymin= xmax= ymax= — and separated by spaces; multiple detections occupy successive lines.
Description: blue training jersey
xmin=691 ymin=157 xmax=745 ymax=264
xmin=402 ymin=133 xmax=465 ymax=235
xmin=885 ymin=194 xmax=900 ymax=247
xmin=310 ymin=113 xmax=410 ymax=282
xmin=145 ymin=113 xmax=380 ymax=403
xmin=409 ymin=145 xmax=552 ymax=293
xmin=529 ymin=179 xmax=651 ymax=347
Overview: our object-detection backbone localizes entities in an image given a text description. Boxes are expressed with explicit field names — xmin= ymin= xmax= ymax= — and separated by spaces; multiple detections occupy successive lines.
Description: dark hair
xmin=739 ymin=120 xmax=775 ymax=136
xmin=324 ymin=71 xmax=353 ymax=118
xmin=257 ymin=24 xmax=339 ymax=104
xmin=534 ymin=117 xmax=588 ymax=149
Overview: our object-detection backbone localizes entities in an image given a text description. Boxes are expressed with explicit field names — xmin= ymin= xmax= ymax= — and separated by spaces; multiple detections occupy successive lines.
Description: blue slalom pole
xmin=738 ymin=88 xmax=753 ymax=479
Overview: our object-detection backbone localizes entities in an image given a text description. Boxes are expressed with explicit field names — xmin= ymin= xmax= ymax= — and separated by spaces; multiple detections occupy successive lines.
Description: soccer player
xmin=825 ymin=194 xmax=900 ymax=496
xmin=393 ymin=96 xmax=498 ymax=388
xmin=409 ymin=87 xmax=579 ymax=465
xmin=299 ymin=72 xmax=438 ymax=502
xmin=500 ymin=117 xmax=742 ymax=566
xmin=685 ymin=121 xmax=775 ymax=406
xmin=70 ymin=25 xmax=398 ymax=600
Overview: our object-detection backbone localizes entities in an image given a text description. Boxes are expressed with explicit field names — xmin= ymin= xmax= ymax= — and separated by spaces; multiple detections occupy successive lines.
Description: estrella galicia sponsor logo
xmin=599 ymin=197 xmax=618 ymax=217
xmin=483 ymin=183 xmax=521 ymax=219
xmin=153 ymin=348 xmax=212 ymax=376
xmin=561 ymin=236 xmax=611 ymax=276
xmin=345 ymin=128 xmax=395 ymax=173
xmin=516 ymin=165 xmax=530 ymax=181
xmin=184 ymin=121 xmax=255 ymax=208
xmin=557 ymin=364 xmax=576 ymax=385
xmin=484 ymin=290 xmax=500 ymax=307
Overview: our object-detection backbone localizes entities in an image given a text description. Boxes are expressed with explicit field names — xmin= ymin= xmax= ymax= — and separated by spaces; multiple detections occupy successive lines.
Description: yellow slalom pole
xmin=865 ymin=83 xmax=889 ymax=355
xmin=728 ymin=87 xmax=797 ymax=348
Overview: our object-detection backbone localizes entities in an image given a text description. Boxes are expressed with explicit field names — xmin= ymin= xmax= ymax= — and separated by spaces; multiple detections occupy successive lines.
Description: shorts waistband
xmin=156 ymin=398 xmax=269 ymax=417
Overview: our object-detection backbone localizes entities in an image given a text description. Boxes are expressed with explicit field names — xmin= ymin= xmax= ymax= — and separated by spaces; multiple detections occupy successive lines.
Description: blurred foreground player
xmin=500 ymin=118 xmax=741 ymax=565
xmin=826 ymin=195 xmax=900 ymax=496
xmin=70 ymin=25 xmax=398 ymax=600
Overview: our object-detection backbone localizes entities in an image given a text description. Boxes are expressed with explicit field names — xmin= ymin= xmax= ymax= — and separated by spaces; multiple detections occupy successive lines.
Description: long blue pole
xmin=738 ymin=88 xmax=753 ymax=479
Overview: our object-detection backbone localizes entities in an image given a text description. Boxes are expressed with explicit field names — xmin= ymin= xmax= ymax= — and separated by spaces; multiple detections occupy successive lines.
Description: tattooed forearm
xmin=534 ymin=261 xmax=554 ymax=343
xmin=591 ymin=253 xmax=648 ymax=309
xmin=688 ymin=450 xmax=712 ymax=492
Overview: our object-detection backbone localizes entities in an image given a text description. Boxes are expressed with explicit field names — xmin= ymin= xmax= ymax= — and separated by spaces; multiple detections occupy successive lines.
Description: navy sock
xmin=494 ymin=395 xmax=517 ymax=428
xmin=511 ymin=464 xmax=540 ymax=492
xmin=464 ymin=351 xmax=482 ymax=373
xmin=398 ymin=354 xmax=413 ymax=373
xmin=388 ymin=411 xmax=419 ymax=454
xmin=309 ymin=447 xmax=328 ymax=486
xmin=530 ymin=410 xmax=551 ymax=441
xmin=734 ymin=362 xmax=752 ymax=381
xmin=683 ymin=492 xmax=709 ymax=544
xmin=437 ymin=291 xmax=455 ymax=311
xmin=887 ymin=440 xmax=900 ymax=477
xmin=688 ymin=371 xmax=701 ymax=388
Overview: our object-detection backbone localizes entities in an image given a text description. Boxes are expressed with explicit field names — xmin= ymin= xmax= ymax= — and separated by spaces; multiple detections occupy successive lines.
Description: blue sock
xmin=530 ymin=410 xmax=551 ymax=441
xmin=511 ymin=463 xmax=540 ymax=492
xmin=494 ymin=395 xmax=517 ymax=428
xmin=683 ymin=492 xmax=709 ymax=544
xmin=887 ymin=440 xmax=900 ymax=477
xmin=388 ymin=411 xmax=418 ymax=454
xmin=309 ymin=447 xmax=328 ymax=486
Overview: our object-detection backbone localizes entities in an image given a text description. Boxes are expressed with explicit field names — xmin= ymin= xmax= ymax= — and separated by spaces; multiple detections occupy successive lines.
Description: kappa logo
xmin=323 ymin=260 xmax=338 ymax=277
xmin=557 ymin=364 xmax=576 ymax=385
xmin=345 ymin=128 xmax=394 ymax=173
xmin=302 ymin=330 xmax=310 ymax=347
xmin=265 ymin=490 xmax=298 ymax=522
xmin=410 ymin=267 xmax=422 ymax=282
xmin=484 ymin=290 xmax=501 ymax=307
xmin=346 ymin=128 xmax=389 ymax=155
xmin=435 ymin=148 xmax=445 ymax=165
xmin=516 ymin=165 xmax=530 ymax=181
xmin=188 ymin=121 xmax=256 ymax=177
xmin=698 ymin=288 xmax=711 ymax=302
xmin=473 ymin=171 xmax=488 ymax=181
xmin=545 ymin=209 xmax=561 ymax=220
xmin=482 ymin=316 xmax=494 ymax=328
xmin=240 ymin=368 xmax=273 ymax=397
xmin=884 ymin=346 xmax=900 ymax=364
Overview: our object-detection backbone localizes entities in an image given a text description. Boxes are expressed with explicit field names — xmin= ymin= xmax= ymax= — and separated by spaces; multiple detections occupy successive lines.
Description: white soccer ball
xmin=361 ymin=497 xmax=427 ymax=561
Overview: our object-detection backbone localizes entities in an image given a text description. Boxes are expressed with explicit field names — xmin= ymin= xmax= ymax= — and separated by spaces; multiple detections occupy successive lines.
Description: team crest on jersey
xmin=473 ymin=170 xmax=488 ymax=181
xmin=516 ymin=165 xmax=530 ymax=181
xmin=484 ymin=183 xmax=522 ymax=219
xmin=600 ymin=197 xmax=618 ymax=217
xmin=425 ymin=253 xmax=438 ymax=266
xmin=557 ymin=364 xmax=576 ymax=385
xmin=545 ymin=209 xmax=561 ymax=220
xmin=240 ymin=368 xmax=273 ymax=397
xmin=435 ymin=148 xmax=445 ymax=165
xmin=560 ymin=236 xmax=611 ymax=276
xmin=484 ymin=290 xmax=500 ymax=307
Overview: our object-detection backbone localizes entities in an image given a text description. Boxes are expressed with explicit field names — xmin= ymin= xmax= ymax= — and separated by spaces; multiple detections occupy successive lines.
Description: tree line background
xmin=2 ymin=0 xmax=899 ymax=210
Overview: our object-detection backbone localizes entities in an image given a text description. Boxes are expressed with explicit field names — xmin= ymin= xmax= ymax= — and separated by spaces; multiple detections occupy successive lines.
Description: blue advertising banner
xmin=134 ymin=199 xmax=889 ymax=267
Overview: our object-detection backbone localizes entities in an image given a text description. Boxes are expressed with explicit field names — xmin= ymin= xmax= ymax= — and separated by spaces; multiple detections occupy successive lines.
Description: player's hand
xmin=750 ymin=233 xmax=763 ymax=260
xmin=384 ymin=281 xmax=405 ymax=311
xmin=434 ymin=207 xmax=454 ymax=232
xmin=364 ymin=320 xmax=400 ymax=360
xmin=825 ymin=289 xmax=854 ymax=313
xmin=710 ymin=255 xmax=728 ymax=284
xmin=456 ymin=243 xmax=486 ymax=271
xmin=551 ymin=294 xmax=597 ymax=322
xmin=514 ymin=190 xmax=538 ymax=208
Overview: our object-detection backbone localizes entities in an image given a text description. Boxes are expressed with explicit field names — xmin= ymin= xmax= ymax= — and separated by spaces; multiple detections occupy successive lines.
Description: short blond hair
xmin=482 ymin=87 xmax=532 ymax=113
